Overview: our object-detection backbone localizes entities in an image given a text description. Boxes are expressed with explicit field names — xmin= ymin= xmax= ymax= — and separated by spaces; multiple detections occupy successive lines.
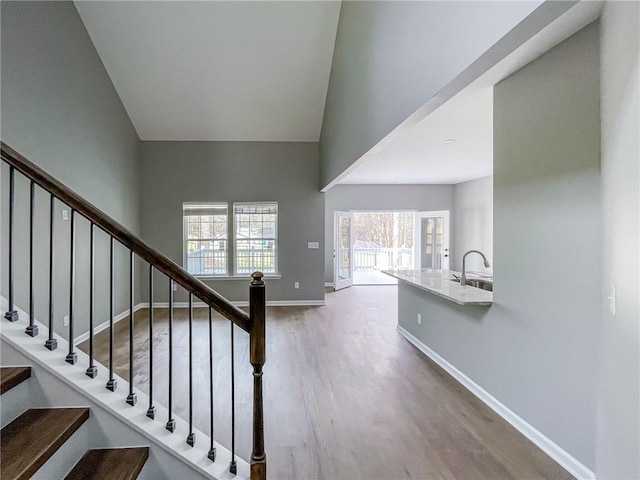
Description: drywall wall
xmin=451 ymin=176 xmax=493 ymax=273
xmin=596 ymin=2 xmax=640 ymax=478
xmin=319 ymin=1 xmax=554 ymax=189
xmin=324 ymin=184 xmax=453 ymax=283
xmin=398 ymin=22 xmax=601 ymax=471
xmin=140 ymin=141 xmax=324 ymax=303
xmin=0 ymin=1 xmax=141 ymax=341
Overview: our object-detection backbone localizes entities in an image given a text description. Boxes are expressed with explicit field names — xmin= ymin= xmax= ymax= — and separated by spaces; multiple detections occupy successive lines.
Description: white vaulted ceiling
xmin=75 ymin=1 xmax=341 ymax=141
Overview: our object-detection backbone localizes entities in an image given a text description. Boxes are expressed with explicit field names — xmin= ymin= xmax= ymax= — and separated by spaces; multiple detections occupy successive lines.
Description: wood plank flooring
xmin=79 ymin=286 xmax=573 ymax=480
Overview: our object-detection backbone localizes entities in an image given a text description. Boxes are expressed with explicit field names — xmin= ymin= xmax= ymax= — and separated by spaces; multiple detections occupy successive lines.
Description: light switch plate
xmin=308 ymin=242 xmax=320 ymax=249
xmin=608 ymin=285 xmax=616 ymax=315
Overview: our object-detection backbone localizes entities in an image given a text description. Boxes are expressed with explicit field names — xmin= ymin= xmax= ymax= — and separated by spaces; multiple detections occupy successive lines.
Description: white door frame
xmin=334 ymin=211 xmax=354 ymax=290
xmin=414 ymin=210 xmax=450 ymax=270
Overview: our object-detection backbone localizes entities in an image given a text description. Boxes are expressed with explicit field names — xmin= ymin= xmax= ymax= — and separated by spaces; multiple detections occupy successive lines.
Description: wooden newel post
xmin=250 ymin=271 xmax=267 ymax=480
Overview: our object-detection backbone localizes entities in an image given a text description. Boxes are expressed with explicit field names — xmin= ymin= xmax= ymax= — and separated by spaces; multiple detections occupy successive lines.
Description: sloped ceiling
xmin=75 ymin=1 xmax=341 ymax=141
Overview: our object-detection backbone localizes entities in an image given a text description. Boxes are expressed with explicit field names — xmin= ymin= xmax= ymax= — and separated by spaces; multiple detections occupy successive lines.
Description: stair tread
xmin=0 ymin=366 xmax=31 ymax=395
xmin=65 ymin=447 xmax=150 ymax=480
xmin=0 ymin=407 xmax=90 ymax=480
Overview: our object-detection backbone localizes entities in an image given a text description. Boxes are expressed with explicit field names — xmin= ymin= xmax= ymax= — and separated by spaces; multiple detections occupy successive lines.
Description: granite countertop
xmin=382 ymin=269 xmax=493 ymax=306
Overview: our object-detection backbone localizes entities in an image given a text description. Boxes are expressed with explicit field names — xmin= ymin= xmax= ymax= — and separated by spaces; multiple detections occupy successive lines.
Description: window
xmin=183 ymin=203 xmax=228 ymax=275
xmin=183 ymin=202 xmax=278 ymax=277
xmin=234 ymin=202 xmax=277 ymax=274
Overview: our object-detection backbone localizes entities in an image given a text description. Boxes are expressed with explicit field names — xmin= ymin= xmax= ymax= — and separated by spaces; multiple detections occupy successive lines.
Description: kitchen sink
xmin=451 ymin=277 xmax=493 ymax=292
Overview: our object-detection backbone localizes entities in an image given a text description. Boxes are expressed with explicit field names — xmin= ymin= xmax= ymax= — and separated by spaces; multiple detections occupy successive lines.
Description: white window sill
xmin=194 ymin=274 xmax=282 ymax=281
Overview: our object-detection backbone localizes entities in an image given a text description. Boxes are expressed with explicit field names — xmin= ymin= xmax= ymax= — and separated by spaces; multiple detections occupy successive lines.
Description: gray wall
xmin=596 ymin=2 xmax=640 ymax=478
xmin=324 ymin=184 xmax=453 ymax=283
xmin=140 ymin=142 xmax=324 ymax=303
xmin=1 ymin=1 xmax=141 ymax=340
xmin=451 ymin=176 xmax=493 ymax=273
xmin=399 ymin=22 xmax=601 ymax=470
xmin=319 ymin=1 xmax=544 ymax=188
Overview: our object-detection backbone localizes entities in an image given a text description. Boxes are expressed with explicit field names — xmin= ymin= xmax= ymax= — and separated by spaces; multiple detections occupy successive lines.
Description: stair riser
xmin=31 ymin=422 xmax=90 ymax=480
xmin=0 ymin=375 xmax=32 ymax=428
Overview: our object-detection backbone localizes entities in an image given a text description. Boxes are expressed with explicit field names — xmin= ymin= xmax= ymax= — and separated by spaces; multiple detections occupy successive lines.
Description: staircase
xmin=1 ymin=366 xmax=149 ymax=479
xmin=0 ymin=143 xmax=267 ymax=479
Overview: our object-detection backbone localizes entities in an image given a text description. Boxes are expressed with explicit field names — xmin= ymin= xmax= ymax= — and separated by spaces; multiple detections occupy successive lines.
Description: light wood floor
xmin=79 ymin=286 xmax=572 ymax=480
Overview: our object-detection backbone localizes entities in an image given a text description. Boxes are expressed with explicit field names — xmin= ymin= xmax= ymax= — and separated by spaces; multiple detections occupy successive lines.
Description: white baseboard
xmin=74 ymin=298 xmax=326 ymax=343
xmin=324 ymin=282 xmax=334 ymax=288
xmin=144 ymin=300 xmax=326 ymax=309
xmin=74 ymin=303 xmax=146 ymax=345
xmin=396 ymin=325 xmax=595 ymax=480
xmin=240 ymin=300 xmax=326 ymax=307
xmin=72 ymin=299 xmax=326 ymax=343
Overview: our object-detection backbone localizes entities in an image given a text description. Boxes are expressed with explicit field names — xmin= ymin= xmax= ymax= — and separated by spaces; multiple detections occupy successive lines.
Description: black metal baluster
xmin=186 ymin=293 xmax=195 ymax=447
xmin=65 ymin=210 xmax=77 ymax=365
xmin=146 ymin=264 xmax=155 ymax=419
xmin=4 ymin=166 xmax=18 ymax=322
xmin=106 ymin=237 xmax=117 ymax=391
xmin=165 ymin=278 xmax=176 ymax=432
xmin=44 ymin=194 xmax=57 ymax=350
xmin=25 ymin=180 xmax=38 ymax=336
xmin=126 ymin=250 xmax=137 ymax=406
xmin=86 ymin=224 xmax=97 ymax=378
xmin=230 ymin=321 xmax=237 ymax=474
xmin=208 ymin=307 xmax=216 ymax=461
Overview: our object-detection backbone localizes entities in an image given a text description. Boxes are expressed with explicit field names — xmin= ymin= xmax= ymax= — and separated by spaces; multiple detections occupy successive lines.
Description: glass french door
xmin=334 ymin=211 xmax=354 ymax=290
xmin=414 ymin=211 xmax=450 ymax=270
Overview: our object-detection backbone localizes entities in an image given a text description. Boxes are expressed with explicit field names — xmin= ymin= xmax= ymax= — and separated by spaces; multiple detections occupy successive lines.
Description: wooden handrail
xmin=0 ymin=141 xmax=251 ymax=333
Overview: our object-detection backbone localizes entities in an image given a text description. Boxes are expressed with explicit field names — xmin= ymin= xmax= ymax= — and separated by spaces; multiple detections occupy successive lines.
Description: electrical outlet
xmin=63 ymin=314 xmax=69 ymax=326
xmin=294 ymin=282 xmax=300 ymax=289
xmin=62 ymin=209 xmax=69 ymax=220
xmin=417 ymin=313 xmax=422 ymax=325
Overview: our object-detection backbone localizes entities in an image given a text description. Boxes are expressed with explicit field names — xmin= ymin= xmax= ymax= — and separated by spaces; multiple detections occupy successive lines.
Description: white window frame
xmin=233 ymin=202 xmax=278 ymax=275
xmin=183 ymin=202 xmax=229 ymax=277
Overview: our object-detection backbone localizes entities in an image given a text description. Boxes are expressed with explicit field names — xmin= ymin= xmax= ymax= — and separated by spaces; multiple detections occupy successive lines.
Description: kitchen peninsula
xmin=383 ymin=269 xmax=492 ymax=306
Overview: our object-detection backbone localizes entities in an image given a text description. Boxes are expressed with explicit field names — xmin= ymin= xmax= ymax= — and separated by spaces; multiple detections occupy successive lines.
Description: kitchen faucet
xmin=461 ymin=250 xmax=491 ymax=286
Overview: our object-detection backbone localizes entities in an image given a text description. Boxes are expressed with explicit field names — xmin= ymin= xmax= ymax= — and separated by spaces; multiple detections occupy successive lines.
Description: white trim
xmin=333 ymin=211 xmax=354 ymax=291
xmin=233 ymin=201 xmax=278 ymax=276
xmin=324 ymin=282 xmax=335 ymax=288
xmin=396 ymin=325 xmax=595 ymax=480
xmin=414 ymin=210 xmax=450 ymax=270
xmin=241 ymin=300 xmax=325 ymax=307
xmin=145 ymin=300 xmax=326 ymax=309
xmin=73 ymin=297 xmax=325 ymax=344
xmin=183 ymin=202 xmax=230 ymax=277
xmin=196 ymin=274 xmax=282 ymax=281
xmin=73 ymin=303 xmax=146 ymax=345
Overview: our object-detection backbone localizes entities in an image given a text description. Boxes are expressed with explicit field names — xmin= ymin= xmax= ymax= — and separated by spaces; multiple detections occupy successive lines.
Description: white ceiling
xmin=340 ymin=87 xmax=494 ymax=185
xmin=75 ymin=1 xmax=341 ymax=141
